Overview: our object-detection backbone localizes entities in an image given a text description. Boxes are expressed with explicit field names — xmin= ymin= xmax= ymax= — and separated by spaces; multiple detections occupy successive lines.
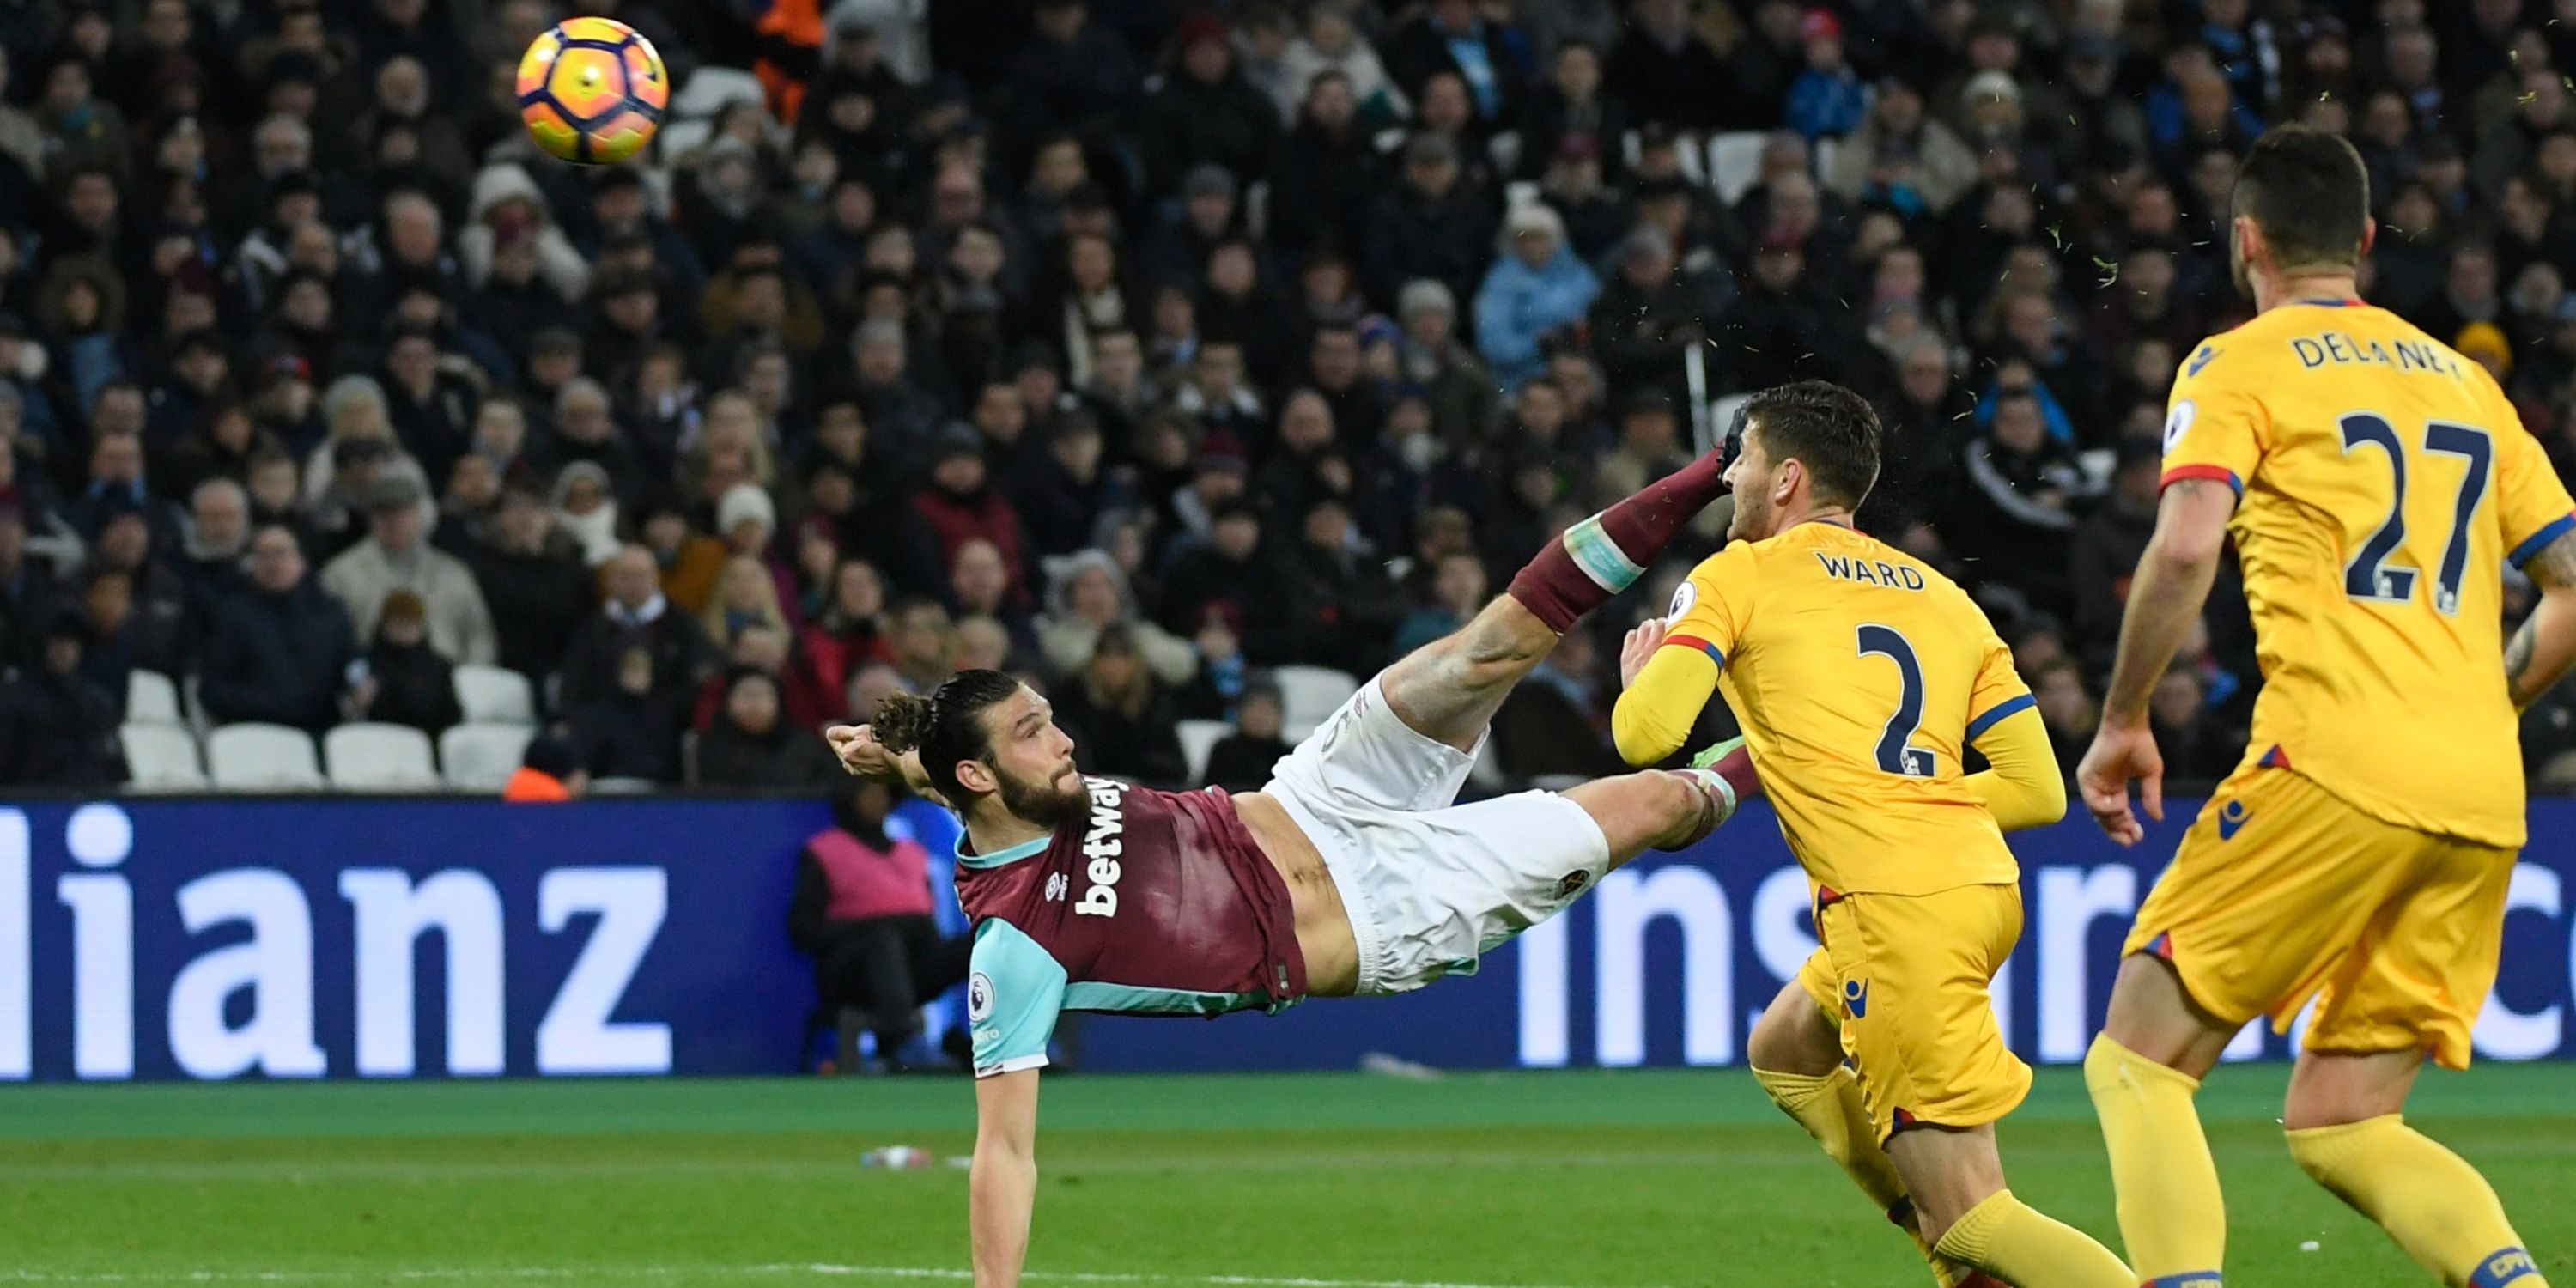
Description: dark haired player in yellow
xmin=1613 ymin=381 xmax=2130 ymax=1288
xmin=2078 ymin=125 xmax=2576 ymax=1288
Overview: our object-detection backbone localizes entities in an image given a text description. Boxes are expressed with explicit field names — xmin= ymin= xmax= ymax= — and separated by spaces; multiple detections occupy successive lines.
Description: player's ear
xmin=954 ymin=757 xmax=997 ymax=795
xmin=2358 ymin=216 xmax=2377 ymax=258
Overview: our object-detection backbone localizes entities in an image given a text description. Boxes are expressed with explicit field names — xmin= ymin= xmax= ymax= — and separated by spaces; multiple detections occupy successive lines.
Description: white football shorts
xmin=1261 ymin=676 xmax=1613 ymax=995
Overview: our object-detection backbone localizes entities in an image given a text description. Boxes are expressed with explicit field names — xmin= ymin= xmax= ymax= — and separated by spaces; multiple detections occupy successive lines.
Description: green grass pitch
xmin=3 ymin=1064 xmax=2572 ymax=1285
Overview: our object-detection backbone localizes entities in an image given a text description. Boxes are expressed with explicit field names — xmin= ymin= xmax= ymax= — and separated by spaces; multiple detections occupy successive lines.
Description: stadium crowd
xmin=0 ymin=0 xmax=2572 ymax=793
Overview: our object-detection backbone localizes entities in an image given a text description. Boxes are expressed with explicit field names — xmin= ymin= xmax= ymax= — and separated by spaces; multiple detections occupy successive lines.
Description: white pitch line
xmin=0 ymin=1265 xmax=1656 ymax=1288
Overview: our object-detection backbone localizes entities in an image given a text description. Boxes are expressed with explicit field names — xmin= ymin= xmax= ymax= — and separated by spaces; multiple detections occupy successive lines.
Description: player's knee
xmin=1748 ymin=987 xmax=1840 ymax=1077
xmin=1644 ymin=768 xmax=1707 ymax=833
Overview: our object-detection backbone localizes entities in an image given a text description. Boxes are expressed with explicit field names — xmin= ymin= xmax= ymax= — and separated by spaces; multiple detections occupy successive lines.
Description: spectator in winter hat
xmin=1136 ymin=15 xmax=1278 ymax=199
xmin=713 ymin=478 xmax=807 ymax=627
xmin=322 ymin=471 xmax=497 ymax=665
xmin=1476 ymin=205 xmax=1601 ymax=392
xmin=1038 ymin=546 xmax=1194 ymax=685
xmin=550 ymin=459 xmax=623 ymax=568
xmin=1786 ymin=8 xmax=1868 ymax=141
xmin=899 ymin=424 xmax=1028 ymax=604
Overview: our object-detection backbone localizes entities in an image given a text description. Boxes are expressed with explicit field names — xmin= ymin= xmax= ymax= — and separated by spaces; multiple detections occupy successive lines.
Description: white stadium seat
xmin=1703 ymin=392 xmax=1753 ymax=456
xmin=671 ymin=65 xmax=765 ymax=119
xmin=205 ymin=724 xmax=325 ymax=791
xmin=453 ymin=665 xmax=538 ymax=725
xmin=588 ymin=776 xmax=660 ymax=795
xmin=125 ymin=671 xmax=183 ymax=725
xmin=440 ymin=723 xmax=534 ymax=791
xmin=1176 ymin=719 xmax=1230 ymax=786
xmin=323 ymin=723 xmax=440 ymax=791
xmin=120 ymin=724 xmax=205 ymax=789
xmin=1708 ymin=130 xmax=1770 ymax=204
xmin=1273 ymin=665 xmax=1361 ymax=743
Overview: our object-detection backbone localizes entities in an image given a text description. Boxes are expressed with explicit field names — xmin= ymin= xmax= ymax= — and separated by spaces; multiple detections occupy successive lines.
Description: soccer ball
xmin=518 ymin=17 xmax=668 ymax=165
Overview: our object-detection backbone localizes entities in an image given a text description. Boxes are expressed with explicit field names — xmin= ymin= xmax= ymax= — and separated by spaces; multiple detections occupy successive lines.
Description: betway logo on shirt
xmin=1076 ymin=777 xmax=1127 ymax=918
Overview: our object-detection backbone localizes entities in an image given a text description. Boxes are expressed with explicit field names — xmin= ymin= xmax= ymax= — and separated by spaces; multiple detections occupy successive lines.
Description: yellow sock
xmin=1932 ymin=1188 xmax=2136 ymax=1288
xmin=2286 ymin=1115 xmax=2548 ymax=1288
xmin=2084 ymin=1033 xmax=2227 ymax=1285
xmin=1753 ymin=1065 xmax=1969 ymax=1287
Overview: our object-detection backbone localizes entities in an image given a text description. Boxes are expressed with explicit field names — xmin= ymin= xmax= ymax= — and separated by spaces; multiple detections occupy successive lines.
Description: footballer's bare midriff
xmin=1233 ymin=791 xmax=1360 ymax=997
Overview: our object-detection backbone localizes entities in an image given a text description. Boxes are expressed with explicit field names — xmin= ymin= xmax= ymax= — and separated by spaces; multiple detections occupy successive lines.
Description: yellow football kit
xmin=2140 ymin=298 xmax=2576 ymax=1067
xmin=1615 ymin=520 xmax=2050 ymax=1138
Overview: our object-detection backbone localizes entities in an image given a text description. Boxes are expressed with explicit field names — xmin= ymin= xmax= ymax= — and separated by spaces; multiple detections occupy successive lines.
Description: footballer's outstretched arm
xmin=1964 ymin=703 xmax=2065 ymax=831
xmin=2508 ymin=529 xmax=2576 ymax=712
xmin=2078 ymin=477 xmax=2236 ymax=843
xmin=970 ymin=1070 xmax=1042 ymax=1288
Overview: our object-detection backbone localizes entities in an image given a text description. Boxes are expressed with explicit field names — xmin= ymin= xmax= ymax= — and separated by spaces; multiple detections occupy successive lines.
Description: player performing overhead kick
xmin=828 ymin=449 xmax=1755 ymax=1288
xmin=2077 ymin=125 xmax=2575 ymax=1288
xmin=1611 ymin=380 xmax=2131 ymax=1288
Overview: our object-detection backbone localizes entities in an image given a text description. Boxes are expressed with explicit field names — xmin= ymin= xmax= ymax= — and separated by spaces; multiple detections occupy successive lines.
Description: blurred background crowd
xmin=3 ymin=0 xmax=2575 ymax=796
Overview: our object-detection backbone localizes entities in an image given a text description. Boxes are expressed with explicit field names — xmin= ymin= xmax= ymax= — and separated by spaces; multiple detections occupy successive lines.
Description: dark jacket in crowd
xmin=197 ymin=582 xmax=361 ymax=732
xmin=0 ymin=663 xmax=121 ymax=787
xmin=1200 ymin=730 xmax=1287 ymax=792
xmin=363 ymin=636 xmax=463 ymax=733
xmin=1267 ymin=120 xmax=1381 ymax=256
xmin=1054 ymin=683 xmax=1187 ymax=785
xmin=567 ymin=688 xmax=690 ymax=784
xmin=1139 ymin=70 xmax=1281 ymax=197
xmin=1361 ymin=180 xmax=1500 ymax=313
xmin=696 ymin=715 xmax=842 ymax=789
xmin=2069 ymin=499 xmax=2158 ymax=671
xmin=1159 ymin=542 xmax=1298 ymax=664
xmin=466 ymin=534 xmax=598 ymax=683
xmin=557 ymin=601 xmax=720 ymax=709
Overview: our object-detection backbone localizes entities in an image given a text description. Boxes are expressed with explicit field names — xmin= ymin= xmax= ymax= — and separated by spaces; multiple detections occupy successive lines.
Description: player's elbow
xmin=1610 ymin=703 xmax=1680 ymax=767
xmin=2147 ymin=523 xmax=2226 ymax=574
xmin=2028 ymin=767 xmax=2069 ymax=827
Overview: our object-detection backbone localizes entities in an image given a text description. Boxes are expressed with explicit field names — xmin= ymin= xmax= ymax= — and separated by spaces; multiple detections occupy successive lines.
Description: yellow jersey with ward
xmin=1623 ymin=521 xmax=2033 ymax=897
xmin=2163 ymin=300 xmax=2576 ymax=848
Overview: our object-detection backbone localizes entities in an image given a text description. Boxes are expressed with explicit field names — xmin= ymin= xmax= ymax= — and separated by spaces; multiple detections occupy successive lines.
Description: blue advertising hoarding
xmin=0 ymin=795 xmax=2569 ymax=1080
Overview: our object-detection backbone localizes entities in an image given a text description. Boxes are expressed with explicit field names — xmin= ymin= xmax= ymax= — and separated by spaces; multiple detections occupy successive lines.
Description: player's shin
xmin=2286 ymin=1115 xmax=2548 ymax=1288
xmin=1752 ymin=1064 xmax=1976 ymax=1288
xmin=1656 ymin=766 xmax=1736 ymax=850
xmin=2084 ymin=1033 xmax=2228 ymax=1285
xmin=1505 ymin=450 xmax=1728 ymax=632
xmin=1931 ymin=1190 xmax=2136 ymax=1288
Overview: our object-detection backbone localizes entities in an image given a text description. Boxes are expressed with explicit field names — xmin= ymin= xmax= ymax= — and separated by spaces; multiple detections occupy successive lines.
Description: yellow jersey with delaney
xmin=1617 ymin=521 xmax=2032 ymax=897
xmin=2164 ymin=300 xmax=2576 ymax=848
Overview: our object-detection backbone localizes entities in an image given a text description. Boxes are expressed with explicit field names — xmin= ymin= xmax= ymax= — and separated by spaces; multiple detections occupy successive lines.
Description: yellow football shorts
xmin=1814 ymin=882 xmax=2032 ymax=1142
xmin=1795 ymin=941 xmax=1838 ymax=1015
xmin=2124 ymin=765 xmax=2518 ymax=1070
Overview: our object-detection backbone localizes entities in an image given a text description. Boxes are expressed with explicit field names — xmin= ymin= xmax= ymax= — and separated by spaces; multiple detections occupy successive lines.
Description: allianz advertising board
xmin=0 ymin=797 xmax=2571 ymax=1080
